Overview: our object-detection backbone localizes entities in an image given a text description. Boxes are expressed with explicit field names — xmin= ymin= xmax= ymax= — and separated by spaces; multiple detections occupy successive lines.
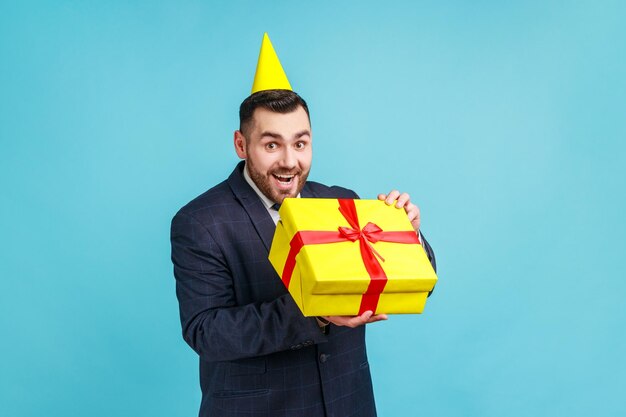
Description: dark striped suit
xmin=171 ymin=162 xmax=436 ymax=417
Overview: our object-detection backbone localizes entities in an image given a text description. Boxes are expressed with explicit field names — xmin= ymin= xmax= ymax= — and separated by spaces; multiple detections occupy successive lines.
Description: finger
xmin=385 ymin=190 xmax=400 ymax=205
xmin=324 ymin=310 xmax=376 ymax=327
xmin=367 ymin=314 xmax=388 ymax=323
xmin=355 ymin=310 xmax=373 ymax=324
xmin=395 ymin=192 xmax=411 ymax=208
xmin=348 ymin=310 xmax=373 ymax=327
xmin=402 ymin=200 xmax=420 ymax=226
xmin=377 ymin=193 xmax=387 ymax=201
xmin=405 ymin=202 xmax=418 ymax=220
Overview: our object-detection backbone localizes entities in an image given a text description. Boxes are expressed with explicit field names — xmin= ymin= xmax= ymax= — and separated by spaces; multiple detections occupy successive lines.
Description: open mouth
xmin=271 ymin=173 xmax=299 ymax=191
xmin=272 ymin=173 xmax=295 ymax=185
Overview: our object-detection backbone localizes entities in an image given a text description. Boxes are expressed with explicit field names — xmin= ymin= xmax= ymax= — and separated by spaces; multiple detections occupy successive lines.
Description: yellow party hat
xmin=251 ymin=33 xmax=292 ymax=94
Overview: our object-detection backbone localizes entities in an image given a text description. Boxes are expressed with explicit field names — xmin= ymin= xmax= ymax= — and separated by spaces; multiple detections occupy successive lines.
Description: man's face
xmin=234 ymin=106 xmax=312 ymax=204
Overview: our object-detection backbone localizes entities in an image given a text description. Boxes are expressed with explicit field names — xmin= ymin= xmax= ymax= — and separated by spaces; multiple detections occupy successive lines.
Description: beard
xmin=246 ymin=158 xmax=309 ymax=204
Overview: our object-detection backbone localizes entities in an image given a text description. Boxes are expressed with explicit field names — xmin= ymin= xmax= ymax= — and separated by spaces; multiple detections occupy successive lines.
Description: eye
xmin=266 ymin=142 xmax=277 ymax=150
xmin=295 ymin=141 xmax=306 ymax=150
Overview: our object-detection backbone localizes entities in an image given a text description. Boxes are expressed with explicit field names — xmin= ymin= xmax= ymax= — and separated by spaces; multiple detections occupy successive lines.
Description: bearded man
xmin=170 ymin=35 xmax=435 ymax=417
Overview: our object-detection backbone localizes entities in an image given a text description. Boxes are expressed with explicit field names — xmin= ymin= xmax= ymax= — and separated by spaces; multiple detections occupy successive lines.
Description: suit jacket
xmin=171 ymin=162 xmax=436 ymax=417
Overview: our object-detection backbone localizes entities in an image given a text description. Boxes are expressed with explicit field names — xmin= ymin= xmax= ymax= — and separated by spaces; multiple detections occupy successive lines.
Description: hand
xmin=322 ymin=310 xmax=388 ymax=328
xmin=378 ymin=190 xmax=421 ymax=233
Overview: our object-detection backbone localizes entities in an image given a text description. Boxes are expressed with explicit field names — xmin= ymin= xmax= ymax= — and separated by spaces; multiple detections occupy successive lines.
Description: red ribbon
xmin=281 ymin=199 xmax=421 ymax=315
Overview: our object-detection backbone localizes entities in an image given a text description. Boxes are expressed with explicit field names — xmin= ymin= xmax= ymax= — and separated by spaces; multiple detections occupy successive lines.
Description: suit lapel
xmin=228 ymin=162 xmax=322 ymax=251
xmin=300 ymin=184 xmax=316 ymax=199
xmin=227 ymin=162 xmax=276 ymax=252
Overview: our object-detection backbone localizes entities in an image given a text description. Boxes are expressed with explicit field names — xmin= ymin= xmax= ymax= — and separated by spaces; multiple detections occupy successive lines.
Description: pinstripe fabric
xmin=171 ymin=162 xmax=436 ymax=417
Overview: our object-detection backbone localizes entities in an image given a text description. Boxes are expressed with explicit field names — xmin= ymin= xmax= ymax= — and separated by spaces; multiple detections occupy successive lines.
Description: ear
xmin=234 ymin=130 xmax=247 ymax=159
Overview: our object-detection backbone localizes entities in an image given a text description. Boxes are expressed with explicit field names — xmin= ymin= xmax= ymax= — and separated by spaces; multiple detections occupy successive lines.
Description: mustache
xmin=271 ymin=169 xmax=302 ymax=176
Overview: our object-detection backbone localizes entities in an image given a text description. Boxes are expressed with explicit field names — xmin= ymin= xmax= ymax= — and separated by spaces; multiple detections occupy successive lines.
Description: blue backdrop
xmin=1 ymin=1 xmax=625 ymax=416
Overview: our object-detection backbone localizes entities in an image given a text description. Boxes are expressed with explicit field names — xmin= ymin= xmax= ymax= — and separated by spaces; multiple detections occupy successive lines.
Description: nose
xmin=279 ymin=147 xmax=297 ymax=169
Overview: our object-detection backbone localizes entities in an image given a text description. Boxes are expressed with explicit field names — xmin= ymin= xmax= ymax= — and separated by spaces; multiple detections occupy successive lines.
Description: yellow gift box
xmin=268 ymin=198 xmax=437 ymax=316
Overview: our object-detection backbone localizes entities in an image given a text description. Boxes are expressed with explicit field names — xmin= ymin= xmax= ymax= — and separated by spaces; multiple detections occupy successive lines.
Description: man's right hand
xmin=322 ymin=310 xmax=388 ymax=328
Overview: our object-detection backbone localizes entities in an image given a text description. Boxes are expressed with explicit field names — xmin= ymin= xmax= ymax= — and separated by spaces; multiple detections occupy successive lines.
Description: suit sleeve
xmin=419 ymin=231 xmax=437 ymax=296
xmin=171 ymin=212 xmax=327 ymax=363
xmin=419 ymin=231 xmax=436 ymax=273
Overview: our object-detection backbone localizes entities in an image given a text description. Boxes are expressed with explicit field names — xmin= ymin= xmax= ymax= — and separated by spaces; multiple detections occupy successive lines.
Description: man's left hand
xmin=378 ymin=190 xmax=420 ymax=233
xmin=322 ymin=310 xmax=388 ymax=328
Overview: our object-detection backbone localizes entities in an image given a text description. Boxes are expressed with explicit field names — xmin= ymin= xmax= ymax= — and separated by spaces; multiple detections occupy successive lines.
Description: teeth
xmin=275 ymin=174 xmax=294 ymax=180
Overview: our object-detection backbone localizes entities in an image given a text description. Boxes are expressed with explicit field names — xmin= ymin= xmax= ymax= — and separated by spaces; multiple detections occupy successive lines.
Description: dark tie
xmin=271 ymin=203 xmax=281 ymax=211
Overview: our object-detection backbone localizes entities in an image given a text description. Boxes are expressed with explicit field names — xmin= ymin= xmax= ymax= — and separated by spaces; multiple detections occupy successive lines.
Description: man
xmin=171 ymin=35 xmax=435 ymax=417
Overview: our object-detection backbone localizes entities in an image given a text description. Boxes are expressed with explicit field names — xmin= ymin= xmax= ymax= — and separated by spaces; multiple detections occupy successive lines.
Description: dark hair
xmin=239 ymin=89 xmax=310 ymax=136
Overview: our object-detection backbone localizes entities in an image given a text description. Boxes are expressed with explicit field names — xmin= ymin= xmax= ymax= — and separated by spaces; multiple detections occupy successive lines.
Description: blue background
xmin=1 ymin=1 xmax=625 ymax=416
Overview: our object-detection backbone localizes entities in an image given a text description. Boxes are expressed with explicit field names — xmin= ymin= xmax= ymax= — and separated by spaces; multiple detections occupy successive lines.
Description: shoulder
xmin=172 ymin=180 xmax=238 ymax=226
xmin=304 ymin=180 xmax=359 ymax=199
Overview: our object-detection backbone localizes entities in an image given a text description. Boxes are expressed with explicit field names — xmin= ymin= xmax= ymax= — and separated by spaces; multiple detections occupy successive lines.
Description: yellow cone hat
xmin=251 ymin=33 xmax=292 ymax=94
